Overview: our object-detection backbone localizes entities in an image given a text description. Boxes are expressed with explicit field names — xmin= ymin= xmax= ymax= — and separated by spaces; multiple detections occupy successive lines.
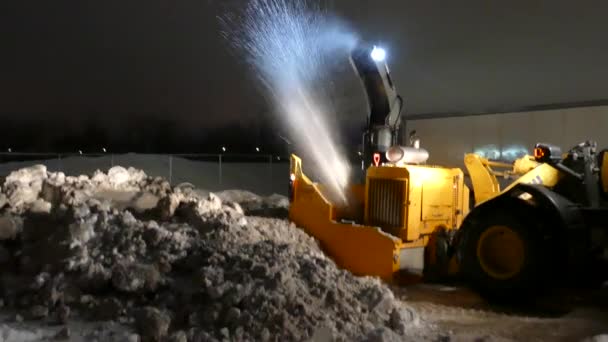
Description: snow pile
xmin=0 ymin=165 xmax=417 ymax=341
xmin=1 ymin=165 xmax=171 ymax=215
xmin=216 ymin=189 xmax=289 ymax=218
xmin=179 ymin=217 xmax=417 ymax=341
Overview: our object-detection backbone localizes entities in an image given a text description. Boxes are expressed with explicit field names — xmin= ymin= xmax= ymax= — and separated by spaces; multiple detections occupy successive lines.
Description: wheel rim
xmin=476 ymin=225 xmax=525 ymax=280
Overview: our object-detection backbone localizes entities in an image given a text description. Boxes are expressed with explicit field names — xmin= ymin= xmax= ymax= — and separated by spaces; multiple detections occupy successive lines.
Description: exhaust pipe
xmin=386 ymin=146 xmax=429 ymax=165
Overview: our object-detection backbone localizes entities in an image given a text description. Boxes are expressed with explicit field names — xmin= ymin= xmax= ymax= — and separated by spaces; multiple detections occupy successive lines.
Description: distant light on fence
xmin=276 ymin=156 xmax=281 ymax=161
xmin=102 ymin=148 xmax=107 ymax=153
xmin=7 ymin=148 xmax=11 ymax=153
xmin=357 ymin=151 xmax=362 ymax=156
xmin=221 ymin=146 xmax=226 ymax=152
xmin=79 ymin=150 xmax=83 ymax=155
xmin=255 ymin=147 xmax=260 ymax=152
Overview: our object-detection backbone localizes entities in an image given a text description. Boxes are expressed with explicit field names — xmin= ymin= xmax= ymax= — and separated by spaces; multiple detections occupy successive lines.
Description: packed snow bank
xmin=0 ymin=165 xmax=419 ymax=341
xmin=216 ymin=189 xmax=289 ymax=218
xmin=0 ymin=154 xmax=290 ymax=196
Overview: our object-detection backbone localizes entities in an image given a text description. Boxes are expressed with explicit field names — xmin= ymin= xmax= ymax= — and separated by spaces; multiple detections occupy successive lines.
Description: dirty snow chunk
xmin=28 ymin=305 xmax=49 ymax=319
xmin=362 ymin=328 xmax=403 ymax=342
xmin=40 ymin=182 xmax=61 ymax=205
xmin=201 ymin=193 xmax=223 ymax=213
xmin=112 ymin=263 xmax=161 ymax=293
xmin=361 ymin=286 xmax=396 ymax=318
xmin=166 ymin=330 xmax=187 ymax=342
xmin=54 ymin=327 xmax=70 ymax=340
xmin=64 ymin=176 xmax=79 ymax=184
xmin=310 ymin=326 xmax=335 ymax=342
xmin=216 ymin=189 xmax=261 ymax=203
xmin=94 ymin=297 xmax=124 ymax=321
xmin=126 ymin=167 xmax=147 ymax=184
xmin=265 ymin=193 xmax=289 ymax=208
xmin=108 ymin=167 xmax=130 ymax=186
xmin=3 ymin=165 xmax=50 ymax=212
xmin=29 ymin=199 xmax=51 ymax=214
xmin=0 ymin=325 xmax=48 ymax=341
xmin=91 ymin=170 xmax=108 ymax=184
xmin=389 ymin=306 xmax=419 ymax=334
xmin=87 ymin=198 xmax=111 ymax=213
xmin=46 ymin=171 xmax=66 ymax=186
xmin=72 ymin=205 xmax=91 ymax=219
xmin=121 ymin=211 xmax=138 ymax=226
xmin=5 ymin=165 xmax=47 ymax=185
xmin=217 ymin=190 xmax=288 ymax=218
xmin=32 ymin=272 xmax=51 ymax=290
xmin=135 ymin=307 xmax=171 ymax=342
xmin=6 ymin=188 xmax=38 ymax=209
xmin=156 ymin=195 xmax=180 ymax=220
xmin=119 ymin=333 xmax=141 ymax=342
xmin=0 ymin=194 xmax=6 ymax=209
xmin=131 ymin=192 xmax=160 ymax=212
xmin=68 ymin=215 xmax=98 ymax=247
xmin=0 ymin=215 xmax=22 ymax=240
xmin=224 ymin=201 xmax=244 ymax=215
xmin=55 ymin=304 xmax=70 ymax=324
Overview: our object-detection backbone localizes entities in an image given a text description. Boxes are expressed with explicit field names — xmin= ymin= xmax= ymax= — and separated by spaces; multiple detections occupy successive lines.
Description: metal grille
xmin=368 ymin=178 xmax=405 ymax=235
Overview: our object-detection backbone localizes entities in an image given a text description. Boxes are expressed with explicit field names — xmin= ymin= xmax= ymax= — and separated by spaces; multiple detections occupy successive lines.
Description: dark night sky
xmin=1 ymin=1 xmax=607 ymax=140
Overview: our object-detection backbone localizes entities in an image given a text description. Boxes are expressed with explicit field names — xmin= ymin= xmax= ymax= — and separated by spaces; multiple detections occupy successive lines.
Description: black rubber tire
xmin=459 ymin=211 xmax=546 ymax=300
xmin=423 ymin=229 xmax=452 ymax=283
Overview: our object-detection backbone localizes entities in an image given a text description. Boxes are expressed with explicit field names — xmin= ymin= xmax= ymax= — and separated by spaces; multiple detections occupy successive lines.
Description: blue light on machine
xmin=473 ymin=145 xmax=501 ymax=160
xmin=501 ymin=145 xmax=528 ymax=162
xmin=474 ymin=144 xmax=529 ymax=161
xmin=371 ymin=46 xmax=386 ymax=62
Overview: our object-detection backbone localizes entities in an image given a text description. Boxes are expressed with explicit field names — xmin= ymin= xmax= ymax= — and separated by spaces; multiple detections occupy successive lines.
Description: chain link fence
xmin=0 ymin=153 xmax=290 ymax=196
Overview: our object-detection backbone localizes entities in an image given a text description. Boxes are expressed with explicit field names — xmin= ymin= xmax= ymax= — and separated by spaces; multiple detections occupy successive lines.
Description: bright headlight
xmin=370 ymin=46 xmax=386 ymax=62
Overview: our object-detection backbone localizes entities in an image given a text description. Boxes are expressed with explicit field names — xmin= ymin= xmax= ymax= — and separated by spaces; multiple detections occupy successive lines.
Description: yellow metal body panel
xmin=289 ymin=155 xmax=403 ymax=280
xmin=289 ymin=154 xmax=470 ymax=280
xmin=465 ymin=153 xmax=560 ymax=206
xmin=464 ymin=153 xmax=502 ymax=204
xmin=501 ymin=163 xmax=561 ymax=193
xmin=513 ymin=156 xmax=540 ymax=174
xmin=366 ymin=165 xmax=469 ymax=242
xmin=289 ymin=149 xmax=560 ymax=282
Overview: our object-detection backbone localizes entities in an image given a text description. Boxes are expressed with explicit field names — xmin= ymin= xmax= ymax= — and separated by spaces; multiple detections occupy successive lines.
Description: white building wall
xmin=408 ymin=105 xmax=608 ymax=169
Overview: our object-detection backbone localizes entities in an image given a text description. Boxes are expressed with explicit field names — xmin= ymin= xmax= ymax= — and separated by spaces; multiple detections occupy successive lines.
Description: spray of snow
xmin=221 ymin=0 xmax=357 ymax=203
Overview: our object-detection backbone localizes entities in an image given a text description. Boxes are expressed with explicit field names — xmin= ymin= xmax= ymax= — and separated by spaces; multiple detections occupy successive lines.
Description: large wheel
xmin=460 ymin=211 xmax=546 ymax=299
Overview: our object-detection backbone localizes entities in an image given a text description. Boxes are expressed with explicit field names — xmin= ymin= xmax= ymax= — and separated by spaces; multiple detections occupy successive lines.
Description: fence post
xmin=168 ymin=155 xmax=173 ymax=184
xmin=111 ymin=154 xmax=114 ymax=167
xmin=219 ymin=154 xmax=223 ymax=185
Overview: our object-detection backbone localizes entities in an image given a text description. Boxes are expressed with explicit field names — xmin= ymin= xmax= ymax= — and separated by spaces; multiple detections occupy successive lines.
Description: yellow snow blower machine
xmin=288 ymin=44 xmax=608 ymax=297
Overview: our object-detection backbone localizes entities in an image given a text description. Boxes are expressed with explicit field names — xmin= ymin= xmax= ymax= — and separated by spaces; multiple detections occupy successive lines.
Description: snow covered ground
xmin=0 ymin=163 xmax=605 ymax=341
